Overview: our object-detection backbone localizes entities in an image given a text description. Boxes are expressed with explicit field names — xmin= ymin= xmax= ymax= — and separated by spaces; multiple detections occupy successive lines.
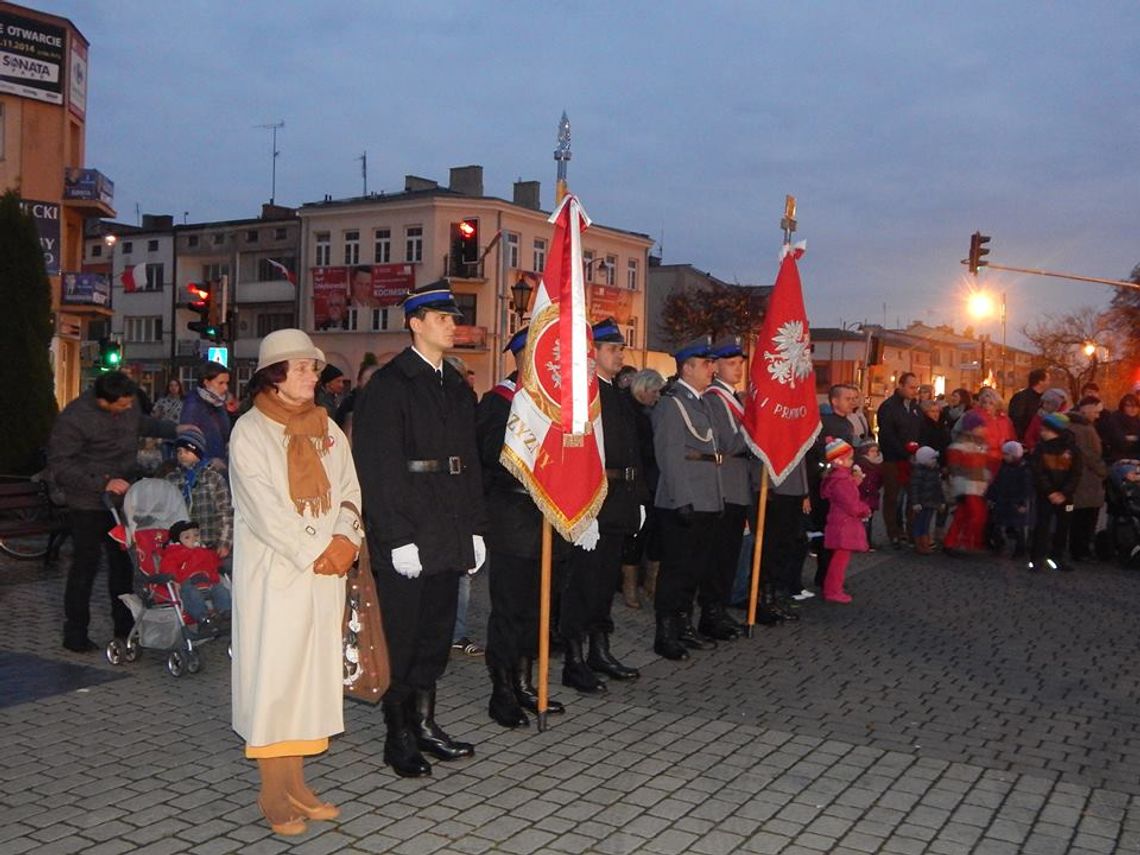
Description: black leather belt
xmin=684 ymin=451 xmax=724 ymax=464
xmin=605 ymin=466 xmax=639 ymax=482
xmin=407 ymin=456 xmax=464 ymax=475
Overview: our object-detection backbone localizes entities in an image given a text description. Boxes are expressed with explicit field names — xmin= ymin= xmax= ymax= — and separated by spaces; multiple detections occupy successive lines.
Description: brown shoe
xmin=621 ymin=565 xmax=641 ymax=608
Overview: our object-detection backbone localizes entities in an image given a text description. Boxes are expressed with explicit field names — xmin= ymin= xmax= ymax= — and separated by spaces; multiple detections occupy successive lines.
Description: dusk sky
xmin=48 ymin=1 xmax=1140 ymax=347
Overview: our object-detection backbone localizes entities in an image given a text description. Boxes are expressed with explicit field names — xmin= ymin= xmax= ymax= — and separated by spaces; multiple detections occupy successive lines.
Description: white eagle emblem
xmin=763 ymin=320 xmax=813 ymax=388
xmin=545 ymin=339 xmax=562 ymax=389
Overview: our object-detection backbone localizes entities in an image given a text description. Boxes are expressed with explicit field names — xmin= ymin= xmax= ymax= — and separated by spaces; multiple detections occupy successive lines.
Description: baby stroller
xmin=1097 ymin=460 xmax=1140 ymax=569
xmin=103 ymin=478 xmax=229 ymax=677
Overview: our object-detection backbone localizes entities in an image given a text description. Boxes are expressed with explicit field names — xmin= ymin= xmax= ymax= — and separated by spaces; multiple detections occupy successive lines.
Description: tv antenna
xmin=256 ymin=120 xmax=285 ymax=203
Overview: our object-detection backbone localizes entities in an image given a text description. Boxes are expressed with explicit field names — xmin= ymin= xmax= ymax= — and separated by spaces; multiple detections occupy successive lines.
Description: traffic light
xmin=187 ymin=281 xmax=222 ymax=341
xmin=967 ymin=231 xmax=991 ymax=275
xmin=450 ymin=218 xmax=480 ymax=275
xmin=98 ymin=338 xmax=122 ymax=372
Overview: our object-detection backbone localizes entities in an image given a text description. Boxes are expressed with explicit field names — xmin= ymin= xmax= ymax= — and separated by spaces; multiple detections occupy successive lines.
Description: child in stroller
xmin=1099 ymin=460 xmax=1140 ymax=568
xmin=163 ymin=520 xmax=231 ymax=631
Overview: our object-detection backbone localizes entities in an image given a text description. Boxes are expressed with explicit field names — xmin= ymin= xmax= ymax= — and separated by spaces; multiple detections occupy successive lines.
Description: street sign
xmin=206 ymin=346 xmax=229 ymax=367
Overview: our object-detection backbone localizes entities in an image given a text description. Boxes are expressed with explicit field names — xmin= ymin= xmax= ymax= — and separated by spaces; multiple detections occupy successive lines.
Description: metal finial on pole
xmin=256 ymin=120 xmax=285 ymax=204
xmin=781 ymin=195 xmax=797 ymax=245
xmin=554 ymin=111 xmax=572 ymax=205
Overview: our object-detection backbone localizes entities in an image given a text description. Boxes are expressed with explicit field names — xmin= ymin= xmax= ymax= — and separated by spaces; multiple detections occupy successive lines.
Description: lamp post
xmin=967 ymin=287 xmax=1008 ymax=394
xmin=510 ymin=274 xmax=533 ymax=323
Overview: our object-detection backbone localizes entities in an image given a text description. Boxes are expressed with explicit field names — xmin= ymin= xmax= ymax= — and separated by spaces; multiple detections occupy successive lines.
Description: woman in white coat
xmin=230 ymin=329 xmax=363 ymax=836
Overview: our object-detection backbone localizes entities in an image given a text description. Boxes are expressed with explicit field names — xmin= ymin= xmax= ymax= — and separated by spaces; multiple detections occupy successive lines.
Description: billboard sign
xmin=61 ymin=272 xmax=110 ymax=307
xmin=311 ymin=267 xmax=349 ymax=331
xmin=0 ymin=11 xmax=66 ymax=105
xmin=63 ymin=168 xmax=114 ymax=206
xmin=19 ymin=198 xmax=60 ymax=275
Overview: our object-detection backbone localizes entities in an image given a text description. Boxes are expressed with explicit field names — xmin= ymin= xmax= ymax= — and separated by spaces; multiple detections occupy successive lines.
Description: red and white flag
xmin=742 ymin=243 xmax=821 ymax=484
xmin=120 ymin=262 xmax=147 ymax=293
xmin=500 ymin=195 xmax=607 ymax=541
xmin=266 ymin=258 xmax=296 ymax=285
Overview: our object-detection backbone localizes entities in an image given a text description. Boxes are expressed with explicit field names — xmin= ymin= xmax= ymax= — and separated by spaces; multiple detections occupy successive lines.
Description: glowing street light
xmin=1083 ymin=342 xmax=1097 ymax=357
xmin=967 ymin=290 xmax=996 ymax=319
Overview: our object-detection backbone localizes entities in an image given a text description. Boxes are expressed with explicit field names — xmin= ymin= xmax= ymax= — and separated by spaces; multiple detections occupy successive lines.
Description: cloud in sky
xmin=48 ymin=0 xmax=1140 ymax=344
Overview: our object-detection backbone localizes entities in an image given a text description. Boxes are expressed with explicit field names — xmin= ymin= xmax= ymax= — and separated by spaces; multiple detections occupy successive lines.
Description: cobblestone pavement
xmin=3 ymin=544 xmax=1140 ymax=854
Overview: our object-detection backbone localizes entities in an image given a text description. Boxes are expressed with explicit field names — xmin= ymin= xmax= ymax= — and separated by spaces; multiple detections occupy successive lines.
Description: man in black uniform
xmin=353 ymin=281 xmax=488 ymax=777
xmin=476 ymin=327 xmax=568 ymax=727
xmin=560 ymin=319 xmax=647 ymax=693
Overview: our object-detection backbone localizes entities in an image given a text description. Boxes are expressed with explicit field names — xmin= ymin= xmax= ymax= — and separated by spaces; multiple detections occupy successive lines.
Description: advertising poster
xmin=64 ymin=167 xmax=114 ymax=206
xmin=587 ymin=284 xmax=633 ymax=325
xmin=19 ymin=197 xmax=60 ymax=275
xmin=345 ymin=263 xmax=416 ymax=308
xmin=67 ymin=37 xmax=86 ymax=119
xmin=61 ymin=272 xmax=110 ymax=306
xmin=0 ymin=10 xmax=66 ymax=105
xmin=312 ymin=267 xmax=349 ymax=330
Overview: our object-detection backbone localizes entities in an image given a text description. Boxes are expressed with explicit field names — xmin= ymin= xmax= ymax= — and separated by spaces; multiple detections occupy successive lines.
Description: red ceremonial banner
xmin=741 ymin=246 xmax=821 ymax=485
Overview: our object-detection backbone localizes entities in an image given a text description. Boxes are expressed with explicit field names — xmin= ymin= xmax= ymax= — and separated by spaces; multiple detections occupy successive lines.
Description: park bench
xmin=0 ymin=478 xmax=68 ymax=563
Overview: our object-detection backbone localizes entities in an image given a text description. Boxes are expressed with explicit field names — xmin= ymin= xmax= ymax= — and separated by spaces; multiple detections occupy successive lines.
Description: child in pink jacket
xmin=821 ymin=438 xmax=871 ymax=603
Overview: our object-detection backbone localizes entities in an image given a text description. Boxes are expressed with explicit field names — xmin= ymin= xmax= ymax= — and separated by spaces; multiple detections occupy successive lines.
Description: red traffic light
xmin=458 ymin=220 xmax=476 ymax=239
xmin=187 ymin=282 xmax=211 ymax=306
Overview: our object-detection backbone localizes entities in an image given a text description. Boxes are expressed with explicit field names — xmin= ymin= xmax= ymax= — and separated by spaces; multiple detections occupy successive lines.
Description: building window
xmin=246 ymin=229 xmax=259 ymax=243
xmin=506 ymin=232 xmax=520 ymax=269
xmin=259 ymin=256 xmax=296 ymax=281
xmin=626 ymin=259 xmax=638 ymax=290
xmin=533 ymin=238 xmax=546 ymax=273
xmin=405 ymin=226 xmax=423 ymax=263
xmin=256 ymin=312 xmax=294 ymax=337
xmin=91 ymin=243 xmax=102 ymax=258
xmin=343 ymin=230 xmax=360 ymax=265
xmin=145 ymin=263 xmax=164 ymax=291
xmin=604 ymin=255 xmax=617 ymax=286
xmin=187 ymin=235 xmax=199 ymax=248
xmin=212 ymin=233 xmax=225 ymax=245
xmin=121 ymin=241 xmax=133 ymax=254
xmin=371 ymin=308 xmax=399 ymax=331
xmin=583 ymin=250 xmax=595 ymax=281
xmin=124 ymin=315 xmax=163 ymax=343
xmin=374 ymin=228 xmax=391 ymax=264
xmin=202 ymin=263 xmax=230 ymax=282
xmin=274 ymin=227 xmax=287 ymax=240
xmin=346 ymin=307 xmax=358 ymax=331
xmin=453 ymin=293 xmax=477 ymax=325
xmin=315 ymin=232 xmax=331 ymax=267
xmin=147 ymin=239 xmax=159 ymax=252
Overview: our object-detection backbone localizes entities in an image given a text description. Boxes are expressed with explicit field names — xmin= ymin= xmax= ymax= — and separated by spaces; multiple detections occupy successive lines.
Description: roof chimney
xmin=448 ymin=165 xmax=484 ymax=197
xmin=141 ymin=214 xmax=173 ymax=230
xmin=513 ymin=180 xmax=541 ymax=211
xmin=405 ymin=175 xmax=438 ymax=192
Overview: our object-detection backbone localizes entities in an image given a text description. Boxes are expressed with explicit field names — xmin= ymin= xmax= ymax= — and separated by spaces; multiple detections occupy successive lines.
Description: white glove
xmin=638 ymin=505 xmax=647 ymax=530
xmin=391 ymin=543 xmax=422 ymax=579
xmin=575 ymin=519 xmax=600 ymax=552
xmin=469 ymin=535 xmax=486 ymax=575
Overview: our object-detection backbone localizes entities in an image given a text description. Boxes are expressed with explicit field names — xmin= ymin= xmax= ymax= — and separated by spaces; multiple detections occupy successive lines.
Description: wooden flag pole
xmin=744 ymin=466 xmax=770 ymax=638
xmin=536 ymin=518 xmax=553 ymax=732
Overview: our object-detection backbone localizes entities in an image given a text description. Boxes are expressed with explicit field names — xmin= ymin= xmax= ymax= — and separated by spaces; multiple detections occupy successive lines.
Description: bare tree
xmin=1020 ymin=306 xmax=1124 ymax=401
xmin=658 ymin=282 xmax=762 ymax=347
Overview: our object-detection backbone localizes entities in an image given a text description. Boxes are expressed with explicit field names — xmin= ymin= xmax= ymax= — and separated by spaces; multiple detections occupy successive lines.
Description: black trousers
xmin=1069 ymin=507 xmax=1100 ymax=560
xmin=763 ymin=494 xmax=809 ymax=597
xmin=486 ymin=551 xmax=564 ymax=669
xmin=64 ymin=508 xmax=134 ymax=644
xmin=699 ymin=503 xmax=748 ymax=612
xmin=374 ymin=566 xmax=460 ymax=703
xmin=655 ymin=509 xmax=719 ymax=617
xmin=560 ymin=533 xmax=622 ymax=640
xmin=1031 ymin=500 xmax=1072 ymax=565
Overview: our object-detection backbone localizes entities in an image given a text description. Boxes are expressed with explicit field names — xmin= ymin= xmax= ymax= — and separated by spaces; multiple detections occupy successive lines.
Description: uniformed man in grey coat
xmin=651 ymin=337 xmax=725 ymax=660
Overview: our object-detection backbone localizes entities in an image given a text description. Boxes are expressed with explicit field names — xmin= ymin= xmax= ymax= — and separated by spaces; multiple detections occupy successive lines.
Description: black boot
xmin=410 ymin=688 xmax=475 ymax=761
xmin=561 ymin=636 xmax=607 ymax=694
xmin=382 ymin=698 xmax=431 ymax=778
xmin=514 ymin=657 xmax=565 ymax=715
xmin=653 ymin=613 xmax=689 ymax=661
xmin=677 ymin=612 xmax=717 ymax=650
xmin=488 ymin=665 xmax=528 ymax=728
xmin=587 ymin=630 xmax=640 ymax=680
xmin=698 ymin=605 xmax=740 ymax=641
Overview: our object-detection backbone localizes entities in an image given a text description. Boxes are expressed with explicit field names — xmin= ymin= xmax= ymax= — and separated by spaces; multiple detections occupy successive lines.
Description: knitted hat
xmin=256 ymin=329 xmax=326 ymax=373
xmin=959 ymin=410 xmax=986 ymax=433
xmin=824 ymin=437 xmax=854 ymax=463
xmin=915 ymin=446 xmax=939 ymax=467
xmin=905 ymin=441 xmax=920 ymax=455
xmin=319 ymin=363 xmax=344 ymax=385
xmin=168 ymin=520 xmax=200 ymax=544
xmin=174 ymin=426 xmax=208 ymax=459
xmin=1041 ymin=412 xmax=1070 ymax=433
xmin=1001 ymin=440 xmax=1024 ymax=460
xmin=1041 ymin=387 xmax=1068 ymax=408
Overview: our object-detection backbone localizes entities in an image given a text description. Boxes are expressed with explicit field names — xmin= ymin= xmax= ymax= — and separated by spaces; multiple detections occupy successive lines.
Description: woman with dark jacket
xmin=1067 ymin=398 xmax=1107 ymax=561
xmin=1098 ymin=393 xmax=1140 ymax=462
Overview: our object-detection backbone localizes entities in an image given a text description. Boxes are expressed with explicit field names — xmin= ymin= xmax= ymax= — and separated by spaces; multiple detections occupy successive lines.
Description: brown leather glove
xmin=313 ymin=534 xmax=358 ymax=577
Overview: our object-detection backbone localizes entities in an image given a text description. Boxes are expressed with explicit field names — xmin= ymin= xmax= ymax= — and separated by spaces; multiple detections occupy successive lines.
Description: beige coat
xmin=229 ymin=408 xmax=362 ymax=747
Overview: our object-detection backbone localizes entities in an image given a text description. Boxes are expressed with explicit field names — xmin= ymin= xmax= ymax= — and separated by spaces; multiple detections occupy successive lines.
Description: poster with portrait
xmin=311 ymin=267 xmax=349 ymax=330
xmin=587 ymin=284 xmax=633 ymax=325
xmin=346 ymin=263 xmax=416 ymax=309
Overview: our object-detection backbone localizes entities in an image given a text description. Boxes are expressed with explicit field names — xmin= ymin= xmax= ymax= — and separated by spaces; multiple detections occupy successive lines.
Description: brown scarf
xmin=253 ymin=390 xmax=332 ymax=516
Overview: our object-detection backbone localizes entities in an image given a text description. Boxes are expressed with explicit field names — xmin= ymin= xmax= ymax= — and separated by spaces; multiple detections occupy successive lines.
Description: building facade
xmin=298 ymin=166 xmax=653 ymax=392
xmin=1 ymin=1 xmax=114 ymax=405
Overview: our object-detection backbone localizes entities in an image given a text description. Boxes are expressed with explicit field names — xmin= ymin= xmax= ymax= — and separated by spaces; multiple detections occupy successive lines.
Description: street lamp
xmin=510 ymin=275 xmax=533 ymax=323
xmin=1083 ymin=342 xmax=1097 ymax=357
xmin=967 ymin=288 xmax=1007 ymax=393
